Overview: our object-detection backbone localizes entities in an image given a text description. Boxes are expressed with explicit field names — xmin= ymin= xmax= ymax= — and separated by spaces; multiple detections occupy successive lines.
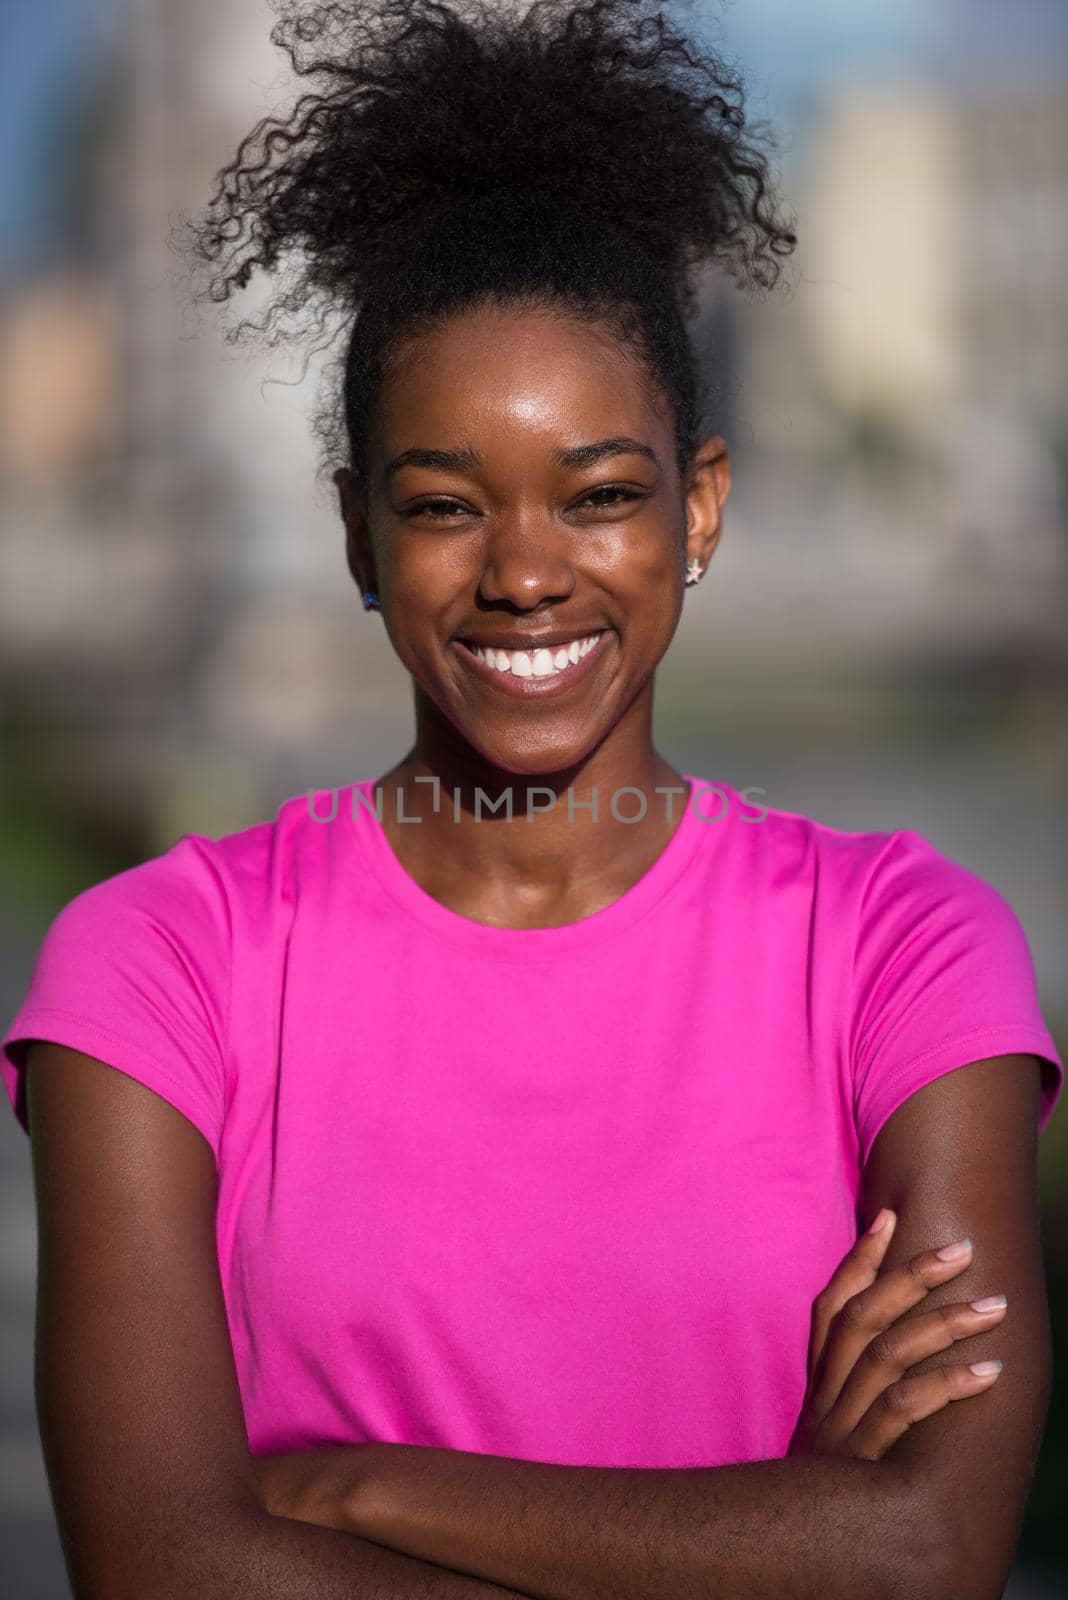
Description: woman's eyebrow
xmin=384 ymin=445 xmax=479 ymax=482
xmin=383 ymin=435 xmax=659 ymax=483
xmin=551 ymin=436 xmax=659 ymax=470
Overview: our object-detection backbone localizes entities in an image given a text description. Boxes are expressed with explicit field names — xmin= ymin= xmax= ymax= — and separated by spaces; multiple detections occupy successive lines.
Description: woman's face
xmin=336 ymin=301 xmax=729 ymax=776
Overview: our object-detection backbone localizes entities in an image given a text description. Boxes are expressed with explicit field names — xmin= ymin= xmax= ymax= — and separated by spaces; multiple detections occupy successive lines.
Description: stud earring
xmin=362 ymin=592 xmax=381 ymax=611
xmin=685 ymin=558 xmax=703 ymax=586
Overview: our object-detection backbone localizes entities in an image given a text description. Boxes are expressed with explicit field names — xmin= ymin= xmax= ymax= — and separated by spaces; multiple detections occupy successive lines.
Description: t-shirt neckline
xmin=344 ymin=773 xmax=724 ymax=958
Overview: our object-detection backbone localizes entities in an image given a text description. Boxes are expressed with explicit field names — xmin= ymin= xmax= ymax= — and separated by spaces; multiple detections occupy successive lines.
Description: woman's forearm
xmin=336 ymin=1443 xmax=942 ymax=1600
xmin=136 ymin=1499 xmax=536 ymax=1600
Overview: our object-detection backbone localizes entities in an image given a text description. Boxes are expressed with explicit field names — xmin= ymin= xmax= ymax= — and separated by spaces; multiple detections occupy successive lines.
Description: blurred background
xmin=1 ymin=0 xmax=1065 ymax=1593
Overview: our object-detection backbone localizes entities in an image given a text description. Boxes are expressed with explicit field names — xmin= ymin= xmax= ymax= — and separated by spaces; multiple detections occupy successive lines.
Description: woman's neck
xmin=371 ymin=717 xmax=692 ymax=930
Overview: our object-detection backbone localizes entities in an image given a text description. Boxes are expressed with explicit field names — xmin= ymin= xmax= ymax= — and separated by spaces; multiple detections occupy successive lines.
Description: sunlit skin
xmin=334 ymin=301 xmax=731 ymax=928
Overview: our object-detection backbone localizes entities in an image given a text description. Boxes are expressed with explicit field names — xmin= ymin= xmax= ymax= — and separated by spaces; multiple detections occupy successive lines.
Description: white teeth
xmin=468 ymin=632 xmax=603 ymax=679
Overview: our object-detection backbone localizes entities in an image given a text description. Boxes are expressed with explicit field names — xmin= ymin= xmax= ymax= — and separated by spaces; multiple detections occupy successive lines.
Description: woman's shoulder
xmin=131 ymin=781 xmax=361 ymax=911
xmin=721 ymin=792 xmax=1064 ymax=1155
xmin=8 ymin=788 xmax=322 ymax=1014
xmin=706 ymin=781 xmax=909 ymax=884
xmin=0 ymin=812 xmax=288 ymax=1153
xmin=721 ymin=784 xmax=994 ymax=892
xmin=703 ymin=785 xmax=1038 ymax=970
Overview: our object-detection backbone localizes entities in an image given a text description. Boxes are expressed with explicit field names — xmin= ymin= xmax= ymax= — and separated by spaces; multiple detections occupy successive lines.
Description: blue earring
xmin=363 ymin=592 xmax=381 ymax=611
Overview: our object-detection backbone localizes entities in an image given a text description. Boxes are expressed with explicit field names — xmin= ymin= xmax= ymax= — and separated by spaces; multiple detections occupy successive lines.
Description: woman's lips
xmin=452 ymin=631 xmax=611 ymax=698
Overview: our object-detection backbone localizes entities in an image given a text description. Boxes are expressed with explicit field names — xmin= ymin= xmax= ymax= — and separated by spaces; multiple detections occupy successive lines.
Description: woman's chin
xmin=454 ymin=739 xmax=601 ymax=782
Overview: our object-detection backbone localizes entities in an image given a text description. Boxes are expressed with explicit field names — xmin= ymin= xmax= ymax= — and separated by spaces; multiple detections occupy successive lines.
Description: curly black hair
xmin=178 ymin=0 xmax=798 ymax=499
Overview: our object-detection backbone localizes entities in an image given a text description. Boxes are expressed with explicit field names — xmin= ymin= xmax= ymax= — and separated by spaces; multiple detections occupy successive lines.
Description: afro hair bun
xmin=179 ymin=1 xmax=798 ymax=483
xmin=187 ymin=0 xmax=796 ymax=323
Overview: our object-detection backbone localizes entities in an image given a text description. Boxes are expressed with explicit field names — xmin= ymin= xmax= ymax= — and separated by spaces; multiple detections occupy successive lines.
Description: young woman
xmin=3 ymin=3 xmax=1062 ymax=1597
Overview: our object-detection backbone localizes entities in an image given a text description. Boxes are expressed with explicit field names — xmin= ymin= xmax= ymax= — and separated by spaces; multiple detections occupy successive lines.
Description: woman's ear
xmin=334 ymin=467 xmax=378 ymax=601
xmin=684 ymin=435 xmax=731 ymax=576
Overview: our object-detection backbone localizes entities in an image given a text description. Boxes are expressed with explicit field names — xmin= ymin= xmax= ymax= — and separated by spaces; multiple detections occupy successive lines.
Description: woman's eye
xmin=405 ymin=486 xmax=644 ymax=519
xmin=407 ymin=498 xmax=470 ymax=520
xmin=578 ymin=485 xmax=643 ymax=510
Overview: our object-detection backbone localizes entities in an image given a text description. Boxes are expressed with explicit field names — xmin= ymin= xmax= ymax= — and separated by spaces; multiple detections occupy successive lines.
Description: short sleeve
xmin=1 ymin=834 xmax=231 ymax=1161
xmin=850 ymin=829 xmax=1063 ymax=1167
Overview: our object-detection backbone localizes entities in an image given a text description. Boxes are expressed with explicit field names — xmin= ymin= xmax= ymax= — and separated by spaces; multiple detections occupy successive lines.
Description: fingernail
xmin=936 ymin=1237 xmax=973 ymax=1260
xmin=969 ymin=1295 xmax=1007 ymax=1313
xmin=867 ymin=1208 xmax=895 ymax=1235
xmin=968 ymin=1360 xmax=1003 ymax=1377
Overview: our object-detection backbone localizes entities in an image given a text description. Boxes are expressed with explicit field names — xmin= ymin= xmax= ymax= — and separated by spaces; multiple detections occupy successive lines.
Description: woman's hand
xmin=788 ymin=1209 xmax=1007 ymax=1461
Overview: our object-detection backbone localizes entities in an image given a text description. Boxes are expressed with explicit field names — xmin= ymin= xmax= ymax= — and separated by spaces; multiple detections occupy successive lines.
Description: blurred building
xmin=802 ymin=83 xmax=961 ymax=424
xmin=0 ymin=0 xmax=411 ymax=849
xmin=717 ymin=69 xmax=1068 ymax=683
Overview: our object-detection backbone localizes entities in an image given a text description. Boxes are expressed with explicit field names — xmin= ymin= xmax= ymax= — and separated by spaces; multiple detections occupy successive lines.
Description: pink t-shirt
xmin=3 ymin=776 xmax=1062 ymax=1468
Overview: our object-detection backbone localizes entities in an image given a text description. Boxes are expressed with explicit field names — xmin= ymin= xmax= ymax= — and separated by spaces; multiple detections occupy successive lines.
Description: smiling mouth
xmin=456 ymin=632 xmax=606 ymax=680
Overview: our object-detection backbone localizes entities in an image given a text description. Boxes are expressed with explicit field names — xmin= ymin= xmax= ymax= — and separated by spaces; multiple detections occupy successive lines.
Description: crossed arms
xmin=25 ymin=1043 xmax=1051 ymax=1600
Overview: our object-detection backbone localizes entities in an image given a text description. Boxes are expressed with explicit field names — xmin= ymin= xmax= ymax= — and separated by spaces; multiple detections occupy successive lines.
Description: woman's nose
xmin=476 ymin=514 xmax=576 ymax=609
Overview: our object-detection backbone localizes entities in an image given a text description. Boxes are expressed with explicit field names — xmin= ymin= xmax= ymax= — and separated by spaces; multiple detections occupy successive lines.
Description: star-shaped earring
xmin=685 ymin=558 xmax=703 ymax=586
